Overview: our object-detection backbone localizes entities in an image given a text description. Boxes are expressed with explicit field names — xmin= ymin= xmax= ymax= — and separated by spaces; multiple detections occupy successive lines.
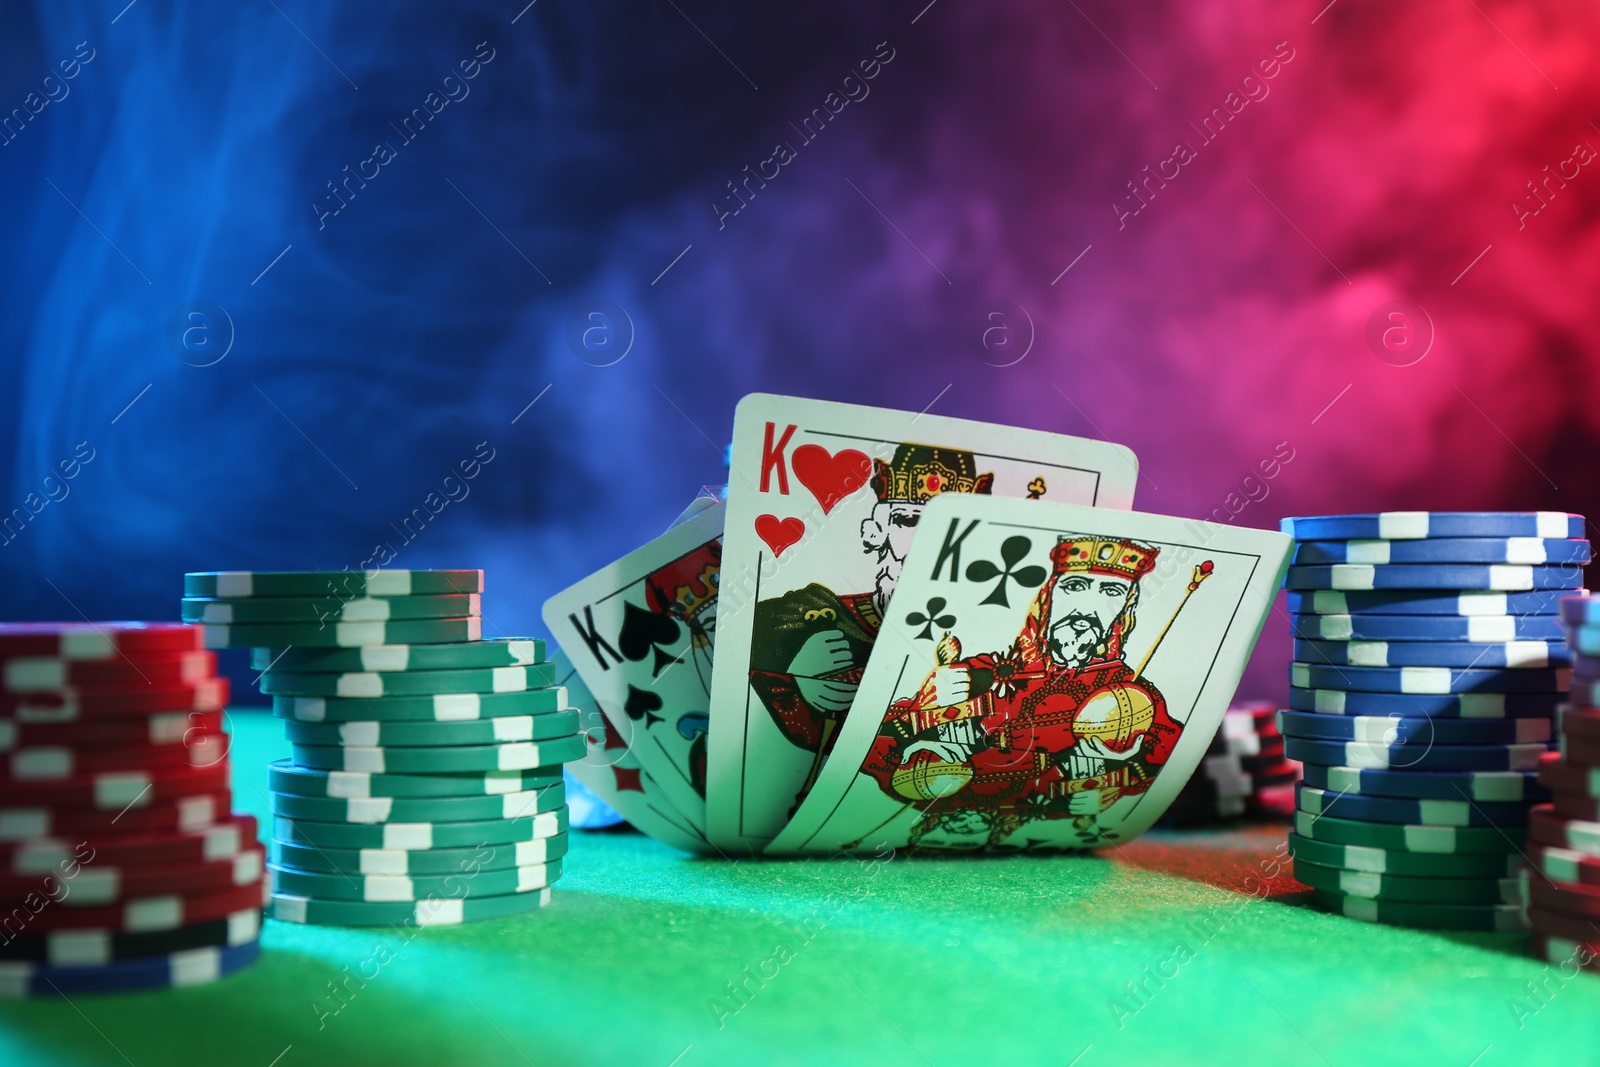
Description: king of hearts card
xmin=705 ymin=394 xmax=1140 ymax=849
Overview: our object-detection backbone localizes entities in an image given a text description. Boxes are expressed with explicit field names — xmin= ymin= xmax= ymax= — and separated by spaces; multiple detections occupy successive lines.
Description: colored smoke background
xmin=1 ymin=1 xmax=1596 ymax=703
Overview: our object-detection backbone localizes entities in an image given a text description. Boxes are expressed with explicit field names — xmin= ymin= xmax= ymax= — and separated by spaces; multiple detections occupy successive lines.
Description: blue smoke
xmin=0 ymin=1 xmax=904 ymax=669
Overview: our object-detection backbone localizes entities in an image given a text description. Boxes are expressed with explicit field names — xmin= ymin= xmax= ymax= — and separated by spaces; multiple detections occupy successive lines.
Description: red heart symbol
xmin=791 ymin=444 xmax=871 ymax=515
xmin=755 ymin=515 xmax=805 ymax=558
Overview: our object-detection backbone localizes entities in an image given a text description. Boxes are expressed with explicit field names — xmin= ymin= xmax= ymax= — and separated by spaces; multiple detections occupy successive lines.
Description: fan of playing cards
xmin=544 ymin=394 xmax=1292 ymax=855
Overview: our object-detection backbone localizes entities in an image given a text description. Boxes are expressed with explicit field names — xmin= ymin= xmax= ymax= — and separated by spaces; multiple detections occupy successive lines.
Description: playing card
xmin=553 ymin=646 xmax=713 ymax=854
xmin=706 ymin=394 xmax=1141 ymax=849
xmin=764 ymin=493 xmax=1291 ymax=854
xmin=543 ymin=502 xmax=724 ymax=849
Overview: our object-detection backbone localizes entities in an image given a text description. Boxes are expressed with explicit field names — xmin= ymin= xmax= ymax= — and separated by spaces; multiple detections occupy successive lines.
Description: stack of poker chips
xmin=1278 ymin=511 xmax=1587 ymax=932
xmin=1158 ymin=701 xmax=1301 ymax=827
xmin=1522 ymin=593 xmax=1600 ymax=963
xmin=0 ymin=623 xmax=263 ymax=996
xmin=183 ymin=570 xmax=581 ymax=928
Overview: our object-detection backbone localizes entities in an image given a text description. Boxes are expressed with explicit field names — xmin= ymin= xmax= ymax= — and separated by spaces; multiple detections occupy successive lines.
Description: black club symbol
xmin=904 ymin=597 xmax=956 ymax=640
xmin=965 ymin=536 xmax=1047 ymax=607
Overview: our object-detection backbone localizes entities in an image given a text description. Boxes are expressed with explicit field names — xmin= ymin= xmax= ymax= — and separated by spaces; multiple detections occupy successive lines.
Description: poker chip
xmin=0 ymin=734 xmax=227 ymax=780
xmin=1284 ymin=563 xmax=1584 ymax=592
xmin=1528 ymin=932 xmax=1600 ymax=969
xmin=0 ymin=908 xmax=261 ymax=966
xmin=1560 ymin=599 xmax=1600 ymax=627
xmin=289 ymin=734 xmax=585 ymax=774
xmin=0 ymin=620 xmax=262 ymax=992
xmin=1292 ymin=638 xmax=1569 ymax=669
xmin=0 ymin=711 xmax=221 ymax=751
xmin=1283 ymin=735 xmax=1546 ymax=772
xmin=1296 ymin=783 xmax=1529 ymax=827
xmin=268 ymin=858 xmax=560 ymax=901
xmin=1529 ymin=804 xmax=1600 ymax=855
xmin=1293 ymin=810 xmax=1524 ymax=853
xmin=1158 ymin=701 xmax=1300 ymax=827
xmin=181 ymin=593 xmax=480 ymax=625
xmin=1560 ymin=734 xmax=1600 ymax=768
xmin=0 ymin=817 xmax=258 ymax=874
xmin=270 ymin=834 xmax=569 ymax=876
xmin=1277 ymin=709 xmax=1551 ymax=745
xmin=1287 ymin=832 xmax=1522 ymax=878
xmin=17 ymin=880 xmax=269 ymax=933
xmin=1288 ymin=612 xmax=1567 ymax=642
xmin=270 ymin=784 xmax=565 ymax=824
xmin=0 ymin=792 xmax=234 ymax=841
xmin=1552 ymin=705 xmax=1600 ymax=742
xmin=183 ymin=569 xmax=484 ymax=598
xmin=0 ymin=678 xmax=230 ymax=721
xmin=1304 ymin=888 xmax=1525 ymax=931
xmin=0 ymin=848 xmax=263 ymax=906
xmin=271 ymin=688 xmax=569 ymax=723
xmin=0 ymin=762 xmax=231 ymax=810
xmin=1292 ymin=537 xmax=1589 ymax=566
xmin=261 ymin=662 xmax=558 ymax=699
xmin=1299 ymin=762 xmax=1546 ymax=802
xmin=1286 ymin=687 xmax=1561 ymax=719
xmin=0 ymin=939 xmax=261 ymax=997
xmin=1527 ymin=843 xmax=1600 ymax=887
xmin=1286 ymin=589 xmax=1570 ymax=617
xmin=202 ymin=616 xmax=483 ymax=650
xmin=1569 ymin=631 xmax=1600 ymax=659
xmin=1566 ymin=679 xmax=1600 ymax=706
xmin=1291 ymin=858 xmax=1520 ymax=904
xmin=0 ymin=623 xmax=204 ymax=659
xmin=274 ymin=809 xmax=567 ymax=850
xmin=1281 ymin=512 xmax=1584 ymax=541
xmin=268 ymin=759 xmax=562 ymax=799
xmin=250 ymin=638 xmax=546 ymax=673
xmin=282 ymin=711 xmax=579 ymax=748
xmin=1289 ymin=662 xmax=1569 ymax=694
xmin=2 ymin=651 xmax=218 ymax=692
xmin=1538 ymin=752 xmax=1600 ymax=797
xmin=1549 ymin=791 xmax=1600 ymax=822
xmin=189 ymin=568 xmax=581 ymax=928
xmin=1277 ymin=519 xmax=1584 ymax=929
xmin=1524 ymin=875 xmax=1600 ymax=921
xmin=1523 ymin=898 xmax=1600 ymax=942
xmin=271 ymin=885 xmax=553 ymax=927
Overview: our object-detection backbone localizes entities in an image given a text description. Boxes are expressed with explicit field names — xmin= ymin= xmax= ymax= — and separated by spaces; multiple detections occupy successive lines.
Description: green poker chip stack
xmin=182 ymin=569 xmax=585 ymax=927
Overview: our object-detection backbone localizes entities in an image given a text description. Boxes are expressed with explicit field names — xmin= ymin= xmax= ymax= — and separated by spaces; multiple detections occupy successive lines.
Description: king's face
xmin=867 ymin=500 xmax=926 ymax=615
xmin=1046 ymin=573 xmax=1133 ymax=667
xmin=883 ymin=501 xmax=922 ymax=564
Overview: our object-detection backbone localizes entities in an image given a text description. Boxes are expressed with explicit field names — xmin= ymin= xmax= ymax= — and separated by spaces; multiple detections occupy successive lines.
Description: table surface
xmin=2 ymin=709 xmax=1597 ymax=1066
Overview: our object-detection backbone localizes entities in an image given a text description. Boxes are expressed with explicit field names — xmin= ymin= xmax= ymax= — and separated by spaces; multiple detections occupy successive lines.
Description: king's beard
xmin=1047 ymin=616 xmax=1105 ymax=669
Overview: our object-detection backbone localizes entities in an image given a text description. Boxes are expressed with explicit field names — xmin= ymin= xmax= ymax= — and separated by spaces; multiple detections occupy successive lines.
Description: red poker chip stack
xmin=0 ymin=623 xmax=264 ymax=995
xmin=1523 ymin=595 xmax=1600 ymax=971
xmin=1157 ymin=699 xmax=1302 ymax=828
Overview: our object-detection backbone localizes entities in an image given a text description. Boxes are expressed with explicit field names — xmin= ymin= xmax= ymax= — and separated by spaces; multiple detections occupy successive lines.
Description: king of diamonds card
xmin=705 ymin=394 xmax=1141 ymax=849
xmin=765 ymin=494 xmax=1291 ymax=854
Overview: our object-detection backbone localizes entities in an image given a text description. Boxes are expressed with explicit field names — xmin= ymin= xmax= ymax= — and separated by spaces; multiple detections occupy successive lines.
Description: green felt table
xmin=2 ymin=708 xmax=1597 ymax=1066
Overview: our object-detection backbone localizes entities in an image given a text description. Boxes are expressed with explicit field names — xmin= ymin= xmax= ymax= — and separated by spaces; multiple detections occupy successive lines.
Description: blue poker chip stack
xmin=1277 ymin=511 xmax=1589 ymax=932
